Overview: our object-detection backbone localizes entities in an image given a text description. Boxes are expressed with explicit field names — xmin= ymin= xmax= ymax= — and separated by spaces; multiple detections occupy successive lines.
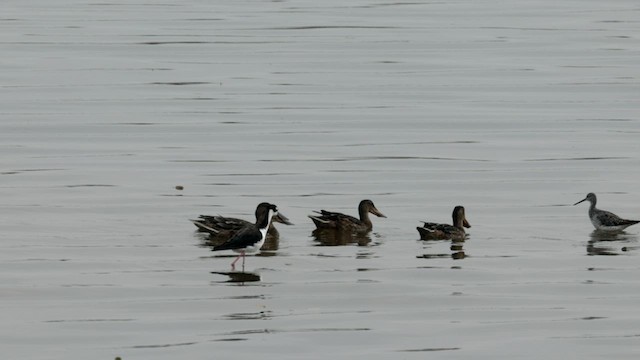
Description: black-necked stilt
xmin=211 ymin=202 xmax=287 ymax=269
xmin=574 ymin=193 xmax=640 ymax=231
xmin=308 ymin=199 xmax=386 ymax=233
xmin=417 ymin=206 xmax=471 ymax=241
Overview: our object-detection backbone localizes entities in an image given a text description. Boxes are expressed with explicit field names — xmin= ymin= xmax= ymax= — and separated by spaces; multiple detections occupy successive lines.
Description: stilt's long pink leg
xmin=231 ymin=253 xmax=242 ymax=268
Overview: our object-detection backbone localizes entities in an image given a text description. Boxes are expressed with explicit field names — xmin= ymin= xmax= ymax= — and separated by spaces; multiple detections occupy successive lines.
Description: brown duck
xmin=192 ymin=202 xmax=292 ymax=241
xmin=417 ymin=206 xmax=470 ymax=241
xmin=308 ymin=199 xmax=386 ymax=233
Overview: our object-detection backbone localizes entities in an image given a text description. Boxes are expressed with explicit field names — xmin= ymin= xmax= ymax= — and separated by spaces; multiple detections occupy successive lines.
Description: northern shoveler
xmin=192 ymin=202 xmax=292 ymax=240
xmin=574 ymin=193 xmax=639 ymax=231
xmin=417 ymin=206 xmax=470 ymax=241
xmin=308 ymin=199 xmax=386 ymax=233
xmin=209 ymin=203 xmax=288 ymax=269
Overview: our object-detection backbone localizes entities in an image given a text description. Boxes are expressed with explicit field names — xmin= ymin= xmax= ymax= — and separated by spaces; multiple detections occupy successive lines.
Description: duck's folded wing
xmin=420 ymin=221 xmax=439 ymax=229
xmin=420 ymin=222 xmax=458 ymax=233
xmin=321 ymin=210 xmax=359 ymax=223
xmin=192 ymin=220 xmax=219 ymax=233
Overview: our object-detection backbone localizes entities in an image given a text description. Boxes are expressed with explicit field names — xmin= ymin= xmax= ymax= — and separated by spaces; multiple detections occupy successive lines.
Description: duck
xmin=211 ymin=202 xmax=285 ymax=269
xmin=192 ymin=202 xmax=292 ymax=240
xmin=574 ymin=192 xmax=640 ymax=231
xmin=308 ymin=199 xmax=386 ymax=233
xmin=417 ymin=206 xmax=470 ymax=241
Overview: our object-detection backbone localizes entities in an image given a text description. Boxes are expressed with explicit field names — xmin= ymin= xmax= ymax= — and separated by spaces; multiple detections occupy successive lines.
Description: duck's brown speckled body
xmin=309 ymin=199 xmax=386 ymax=233
xmin=417 ymin=206 xmax=470 ymax=241
xmin=192 ymin=202 xmax=292 ymax=241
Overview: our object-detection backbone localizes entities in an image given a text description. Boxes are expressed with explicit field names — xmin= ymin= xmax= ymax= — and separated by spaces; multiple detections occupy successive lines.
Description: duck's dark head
xmin=359 ymin=199 xmax=386 ymax=218
xmin=452 ymin=206 xmax=470 ymax=229
xmin=255 ymin=202 xmax=292 ymax=226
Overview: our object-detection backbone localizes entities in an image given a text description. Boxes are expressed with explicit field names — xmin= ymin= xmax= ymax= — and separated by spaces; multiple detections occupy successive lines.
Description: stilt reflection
xmin=586 ymin=230 xmax=638 ymax=256
xmin=211 ymin=271 xmax=261 ymax=283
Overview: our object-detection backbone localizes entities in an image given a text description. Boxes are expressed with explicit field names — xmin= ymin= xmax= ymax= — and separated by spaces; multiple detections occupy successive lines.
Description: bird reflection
xmin=311 ymin=228 xmax=372 ymax=246
xmin=586 ymin=230 xmax=638 ymax=256
xmin=211 ymin=271 xmax=261 ymax=283
xmin=418 ymin=238 xmax=467 ymax=260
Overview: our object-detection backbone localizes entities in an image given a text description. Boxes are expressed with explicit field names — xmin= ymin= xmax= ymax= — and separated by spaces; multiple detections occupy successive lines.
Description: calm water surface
xmin=2 ymin=0 xmax=640 ymax=359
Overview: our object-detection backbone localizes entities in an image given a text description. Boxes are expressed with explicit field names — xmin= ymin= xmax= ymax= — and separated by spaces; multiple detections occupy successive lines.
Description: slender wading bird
xmin=574 ymin=193 xmax=640 ymax=231
xmin=308 ymin=199 xmax=386 ymax=233
xmin=211 ymin=203 xmax=287 ymax=269
xmin=417 ymin=206 xmax=471 ymax=241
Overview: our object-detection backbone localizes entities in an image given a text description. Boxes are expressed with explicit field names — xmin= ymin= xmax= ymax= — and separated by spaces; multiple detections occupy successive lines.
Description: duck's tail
xmin=308 ymin=215 xmax=330 ymax=227
xmin=191 ymin=220 xmax=219 ymax=234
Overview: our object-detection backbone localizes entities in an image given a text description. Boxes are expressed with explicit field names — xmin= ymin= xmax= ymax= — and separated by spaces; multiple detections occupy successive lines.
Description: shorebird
xmin=417 ymin=206 xmax=471 ymax=241
xmin=308 ymin=199 xmax=386 ymax=233
xmin=574 ymin=193 xmax=640 ymax=231
xmin=211 ymin=202 xmax=286 ymax=269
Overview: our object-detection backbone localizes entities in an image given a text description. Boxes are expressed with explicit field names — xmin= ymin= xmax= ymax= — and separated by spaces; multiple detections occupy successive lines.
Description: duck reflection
xmin=418 ymin=238 xmax=467 ymax=260
xmin=211 ymin=271 xmax=261 ymax=283
xmin=586 ymin=230 xmax=638 ymax=256
xmin=311 ymin=228 xmax=372 ymax=246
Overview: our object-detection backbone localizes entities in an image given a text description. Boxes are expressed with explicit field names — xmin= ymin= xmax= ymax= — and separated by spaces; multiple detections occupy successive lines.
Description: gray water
xmin=2 ymin=0 xmax=640 ymax=359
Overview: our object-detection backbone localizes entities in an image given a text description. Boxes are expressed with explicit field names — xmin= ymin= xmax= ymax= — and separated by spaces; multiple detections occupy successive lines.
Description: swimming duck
xmin=211 ymin=202 xmax=285 ymax=269
xmin=574 ymin=193 xmax=640 ymax=231
xmin=308 ymin=199 xmax=386 ymax=233
xmin=417 ymin=206 xmax=470 ymax=241
xmin=192 ymin=202 xmax=292 ymax=240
